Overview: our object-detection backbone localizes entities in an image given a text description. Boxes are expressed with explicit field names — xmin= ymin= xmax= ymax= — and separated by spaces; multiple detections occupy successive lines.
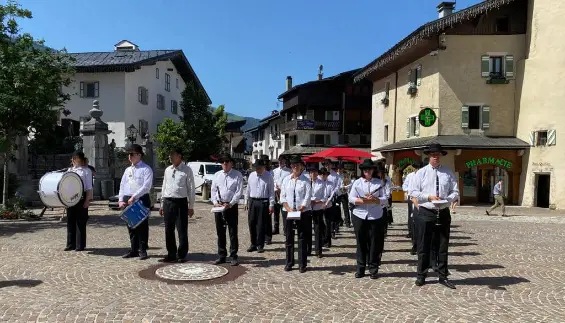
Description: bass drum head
xmin=58 ymin=172 xmax=84 ymax=207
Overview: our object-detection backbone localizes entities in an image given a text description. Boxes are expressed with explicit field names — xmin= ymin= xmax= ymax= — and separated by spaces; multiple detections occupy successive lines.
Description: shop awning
xmin=374 ymin=135 xmax=530 ymax=152
xmin=280 ymin=145 xmax=330 ymax=156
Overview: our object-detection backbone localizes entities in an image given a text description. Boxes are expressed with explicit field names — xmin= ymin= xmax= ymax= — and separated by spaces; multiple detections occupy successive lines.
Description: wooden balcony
xmin=282 ymin=119 xmax=341 ymax=133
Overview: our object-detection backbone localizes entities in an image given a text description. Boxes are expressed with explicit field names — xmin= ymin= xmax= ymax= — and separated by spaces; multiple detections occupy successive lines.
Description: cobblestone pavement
xmin=1 ymin=201 xmax=565 ymax=322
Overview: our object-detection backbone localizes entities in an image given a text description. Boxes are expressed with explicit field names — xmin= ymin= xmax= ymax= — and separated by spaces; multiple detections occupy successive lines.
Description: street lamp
xmin=126 ymin=124 xmax=138 ymax=144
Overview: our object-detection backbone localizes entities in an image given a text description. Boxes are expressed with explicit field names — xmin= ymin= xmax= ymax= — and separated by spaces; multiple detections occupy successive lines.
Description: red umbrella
xmin=303 ymin=155 xmax=362 ymax=164
xmin=308 ymin=147 xmax=374 ymax=159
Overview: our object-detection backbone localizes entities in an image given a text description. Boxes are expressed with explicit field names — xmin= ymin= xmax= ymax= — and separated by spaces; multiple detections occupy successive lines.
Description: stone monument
xmin=80 ymin=100 xmax=113 ymax=199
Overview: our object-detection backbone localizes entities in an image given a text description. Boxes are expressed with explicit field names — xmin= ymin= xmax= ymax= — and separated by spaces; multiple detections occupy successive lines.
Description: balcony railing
xmin=282 ymin=119 xmax=341 ymax=133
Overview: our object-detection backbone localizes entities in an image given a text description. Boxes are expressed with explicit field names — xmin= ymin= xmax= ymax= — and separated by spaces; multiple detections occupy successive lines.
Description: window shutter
xmin=461 ymin=106 xmax=469 ymax=128
xmin=406 ymin=118 xmax=410 ymax=138
xmin=79 ymin=82 xmax=84 ymax=98
xmin=385 ymin=81 xmax=390 ymax=95
xmin=325 ymin=111 xmax=331 ymax=121
xmin=481 ymin=55 xmax=490 ymax=77
xmin=416 ymin=65 xmax=422 ymax=86
xmin=138 ymin=87 xmax=142 ymax=102
xmin=415 ymin=119 xmax=420 ymax=137
xmin=94 ymin=82 xmax=99 ymax=97
xmin=548 ymin=129 xmax=557 ymax=146
xmin=310 ymin=134 xmax=315 ymax=145
xmin=481 ymin=105 xmax=490 ymax=129
xmin=325 ymin=135 xmax=331 ymax=145
xmin=505 ymin=55 xmax=514 ymax=79
xmin=529 ymin=131 xmax=535 ymax=146
xmin=407 ymin=69 xmax=413 ymax=86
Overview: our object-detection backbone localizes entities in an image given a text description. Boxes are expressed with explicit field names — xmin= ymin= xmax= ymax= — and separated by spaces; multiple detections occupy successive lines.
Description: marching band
xmin=43 ymin=142 xmax=460 ymax=289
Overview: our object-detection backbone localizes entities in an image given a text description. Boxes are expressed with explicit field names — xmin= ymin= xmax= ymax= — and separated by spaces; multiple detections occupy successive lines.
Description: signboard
xmin=418 ymin=108 xmax=437 ymax=127
xmin=465 ymin=157 xmax=512 ymax=169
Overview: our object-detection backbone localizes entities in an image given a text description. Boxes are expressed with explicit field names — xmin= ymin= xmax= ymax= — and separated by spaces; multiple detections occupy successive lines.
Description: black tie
xmin=436 ymin=173 xmax=440 ymax=198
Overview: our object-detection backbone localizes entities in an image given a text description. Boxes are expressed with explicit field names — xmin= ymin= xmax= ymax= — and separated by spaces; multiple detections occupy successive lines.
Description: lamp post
xmin=126 ymin=124 xmax=138 ymax=144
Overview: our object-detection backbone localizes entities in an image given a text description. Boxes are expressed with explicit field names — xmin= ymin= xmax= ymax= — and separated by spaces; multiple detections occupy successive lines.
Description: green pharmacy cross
xmin=418 ymin=108 xmax=437 ymax=127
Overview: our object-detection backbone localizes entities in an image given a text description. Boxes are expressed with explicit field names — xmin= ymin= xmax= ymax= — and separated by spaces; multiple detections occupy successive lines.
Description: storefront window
xmin=463 ymin=167 xmax=478 ymax=197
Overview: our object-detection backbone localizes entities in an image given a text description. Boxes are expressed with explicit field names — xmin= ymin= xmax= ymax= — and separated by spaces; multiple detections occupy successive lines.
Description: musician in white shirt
xmin=322 ymin=159 xmax=340 ymax=238
xmin=402 ymin=160 xmax=423 ymax=254
xmin=159 ymin=148 xmax=195 ymax=263
xmin=319 ymin=168 xmax=335 ymax=248
xmin=280 ymin=155 xmax=312 ymax=273
xmin=118 ymin=144 xmax=154 ymax=260
xmin=271 ymin=155 xmax=291 ymax=236
xmin=244 ymin=159 xmax=275 ymax=253
xmin=211 ymin=153 xmax=244 ymax=266
xmin=308 ymin=165 xmax=327 ymax=258
xmin=65 ymin=151 xmax=93 ymax=252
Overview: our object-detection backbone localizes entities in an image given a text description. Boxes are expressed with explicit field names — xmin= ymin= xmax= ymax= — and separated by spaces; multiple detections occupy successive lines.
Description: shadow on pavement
xmin=449 ymin=276 xmax=530 ymax=290
xmin=0 ymin=279 xmax=43 ymax=288
xmin=0 ymin=221 xmax=64 ymax=237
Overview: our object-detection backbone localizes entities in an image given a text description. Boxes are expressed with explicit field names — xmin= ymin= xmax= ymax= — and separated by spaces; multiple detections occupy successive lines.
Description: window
xmin=384 ymin=125 xmax=389 ymax=142
xmin=176 ymin=78 xmax=179 ymax=89
xmin=171 ymin=100 xmax=178 ymax=114
xmin=205 ymin=164 xmax=222 ymax=174
xmin=79 ymin=81 xmax=99 ymax=98
xmin=277 ymin=141 xmax=282 ymax=149
xmin=165 ymin=73 xmax=171 ymax=91
xmin=408 ymin=65 xmax=422 ymax=88
xmin=138 ymin=119 xmax=149 ymax=138
xmin=481 ymin=55 xmax=514 ymax=80
xmin=496 ymin=16 xmax=509 ymax=32
xmin=157 ymin=94 xmax=165 ymax=110
xmin=198 ymin=165 xmax=204 ymax=175
xmin=537 ymin=131 xmax=548 ymax=146
xmin=310 ymin=134 xmax=331 ymax=145
xmin=461 ymin=105 xmax=490 ymax=130
xmin=138 ymin=87 xmax=148 ymax=105
xmin=325 ymin=111 xmax=339 ymax=121
xmin=156 ymin=68 xmax=159 ymax=79
xmin=531 ymin=130 xmax=556 ymax=147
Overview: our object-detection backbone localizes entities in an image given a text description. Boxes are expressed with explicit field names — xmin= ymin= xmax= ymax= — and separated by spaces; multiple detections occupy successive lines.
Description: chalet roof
xmin=259 ymin=112 xmax=281 ymax=123
xmin=374 ymin=135 xmax=529 ymax=152
xmin=353 ymin=0 xmax=518 ymax=83
xmin=278 ymin=69 xmax=360 ymax=99
xmin=70 ymin=49 xmax=211 ymax=104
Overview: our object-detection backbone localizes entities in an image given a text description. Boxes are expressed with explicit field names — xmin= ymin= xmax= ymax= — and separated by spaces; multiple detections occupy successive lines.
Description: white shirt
xmin=280 ymin=174 xmax=312 ymax=211
xmin=161 ymin=162 xmax=196 ymax=209
xmin=118 ymin=161 xmax=153 ymax=201
xmin=245 ymin=171 xmax=275 ymax=207
xmin=403 ymin=172 xmax=415 ymax=193
xmin=383 ymin=175 xmax=392 ymax=199
xmin=349 ymin=177 xmax=386 ymax=220
xmin=272 ymin=166 xmax=291 ymax=188
xmin=211 ymin=168 xmax=243 ymax=207
xmin=69 ymin=166 xmax=93 ymax=192
xmin=310 ymin=178 xmax=328 ymax=211
xmin=326 ymin=170 xmax=339 ymax=198
xmin=409 ymin=164 xmax=459 ymax=210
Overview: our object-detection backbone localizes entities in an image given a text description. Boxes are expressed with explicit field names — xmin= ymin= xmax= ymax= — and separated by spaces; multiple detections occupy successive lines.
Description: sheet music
xmin=211 ymin=206 xmax=226 ymax=213
xmin=287 ymin=211 xmax=301 ymax=219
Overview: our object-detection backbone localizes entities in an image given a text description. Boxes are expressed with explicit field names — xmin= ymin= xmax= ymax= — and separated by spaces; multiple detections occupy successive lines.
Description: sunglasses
xmin=221 ymin=160 xmax=231 ymax=164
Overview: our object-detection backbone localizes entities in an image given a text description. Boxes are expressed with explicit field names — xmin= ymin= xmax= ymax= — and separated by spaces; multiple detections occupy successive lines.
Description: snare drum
xmin=38 ymin=171 xmax=84 ymax=208
xmin=120 ymin=200 xmax=150 ymax=229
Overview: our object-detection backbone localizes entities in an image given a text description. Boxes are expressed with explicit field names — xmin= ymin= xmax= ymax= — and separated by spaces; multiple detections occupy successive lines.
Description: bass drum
xmin=38 ymin=171 xmax=84 ymax=208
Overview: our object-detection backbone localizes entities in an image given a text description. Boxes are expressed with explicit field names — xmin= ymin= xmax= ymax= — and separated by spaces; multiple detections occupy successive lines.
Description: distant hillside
xmin=210 ymin=107 xmax=260 ymax=131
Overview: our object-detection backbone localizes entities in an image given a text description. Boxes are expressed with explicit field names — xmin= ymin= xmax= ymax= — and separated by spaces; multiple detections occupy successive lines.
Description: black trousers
xmin=214 ymin=204 xmax=239 ymax=259
xmin=163 ymin=197 xmax=189 ymax=259
xmin=352 ymin=215 xmax=386 ymax=274
xmin=411 ymin=206 xmax=418 ymax=252
xmin=407 ymin=199 xmax=414 ymax=236
xmin=415 ymin=207 xmax=451 ymax=279
xmin=311 ymin=209 xmax=325 ymax=255
xmin=281 ymin=209 xmax=288 ymax=236
xmin=66 ymin=199 xmax=88 ymax=249
xmin=339 ymin=194 xmax=351 ymax=225
xmin=273 ymin=202 xmax=282 ymax=233
xmin=123 ymin=194 xmax=150 ymax=254
xmin=387 ymin=197 xmax=394 ymax=224
xmin=323 ymin=209 xmax=333 ymax=246
xmin=331 ymin=204 xmax=341 ymax=231
xmin=285 ymin=211 xmax=312 ymax=268
xmin=248 ymin=199 xmax=269 ymax=248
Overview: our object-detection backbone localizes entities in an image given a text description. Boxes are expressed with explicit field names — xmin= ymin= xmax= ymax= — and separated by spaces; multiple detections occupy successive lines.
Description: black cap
xmin=126 ymin=144 xmax=144 ymax=156
xmin=289 ymin=155 xmax=304 ymax=165
xmin=169 ymin=147 xmax=184 ymax=157
xmin=218 ymin=153 xmax=234 ymax=163
xmin=253 ymin=159 xmax=267 ymax=168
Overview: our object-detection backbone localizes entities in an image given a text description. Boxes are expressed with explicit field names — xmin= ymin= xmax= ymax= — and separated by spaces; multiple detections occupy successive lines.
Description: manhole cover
xmin=155 ymin=263 xmax=229 ymax=281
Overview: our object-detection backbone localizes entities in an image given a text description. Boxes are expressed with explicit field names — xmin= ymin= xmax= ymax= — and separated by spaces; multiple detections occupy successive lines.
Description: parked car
xmin=187 ymin=161 xmax=222 ymax=194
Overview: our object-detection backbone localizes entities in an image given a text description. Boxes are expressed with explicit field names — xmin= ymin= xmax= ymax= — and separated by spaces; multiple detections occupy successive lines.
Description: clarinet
xmin=217 ymin=188 xmax=228 ymax=228
xmin=435 ymin=172 xmax=441 ymax=226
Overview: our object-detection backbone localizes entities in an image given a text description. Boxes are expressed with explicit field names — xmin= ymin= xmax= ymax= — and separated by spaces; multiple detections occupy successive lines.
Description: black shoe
xmin=345 ymin=223 xmax=351 ymax=228
xmin=214 ymin=258 xmax=226 ymax=265
xmin=64 ymin=247 xmax=74 ymax=251
xmin=370 ymin=273 xmax=378 ymax=280
xmin=247 ymin=246 xmax=257 ymax=252
xmin=159 ymin=256 xmax=177 ymax=263
xmin=410 ymin=249 xmax=417 ymax=256
xmin=75 ymin=248 xmax=85 ymax=252
xmin=257 ymin=247 xmax=264 ymax=254
xmin=439 ymin=279 xmax=456 ymax=289
xmin=139 ymin=253 xmax=149 ymax=260
xmin=415 ymin=278 xmax=425 ymax=287
xmin=355 ymin=271 xmax=365 ymax=279
xmin=284 ymin=265 xmax=292 ymax=272
xmin=331 ymin=232 xmax=336 ymax=239
xmin=323 ymin=243 xmax=330 ymax=248
xmin=485 ymin=210 xmax=490 ymax=216
xmin=122 ymin=252 xmax=139 ymax=259
xmin=265 ymin=240 xmax=272 ymax=245
xmin=230 ymin=258 xmax=239 ymax=266
xmin=299 ymin=267 xmax=307 ymax=273
xmin=178 ymin=258 xmax=188 ymax=263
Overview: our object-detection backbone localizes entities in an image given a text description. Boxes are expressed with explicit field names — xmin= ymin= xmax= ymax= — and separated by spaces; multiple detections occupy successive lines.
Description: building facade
xmin=357 ymin=0 xmax=549 ymax=206
xmin=63 ymin=40 xmax=210 ymax=148
xmin=246 ymin=111 xmax=284 ymax=163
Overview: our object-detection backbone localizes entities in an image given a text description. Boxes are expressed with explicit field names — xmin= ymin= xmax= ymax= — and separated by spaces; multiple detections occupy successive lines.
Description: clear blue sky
xmin=16 ymin=0 xmax=480 ymax=119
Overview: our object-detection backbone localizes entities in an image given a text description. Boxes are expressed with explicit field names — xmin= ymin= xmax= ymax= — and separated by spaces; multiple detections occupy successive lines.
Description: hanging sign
xmin=418 ymin=108 xmax=437 ymax=127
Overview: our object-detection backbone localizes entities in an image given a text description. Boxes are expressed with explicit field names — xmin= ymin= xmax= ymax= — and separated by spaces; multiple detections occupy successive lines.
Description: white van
xmin=187 ymin=161 xmax=223 ymax=193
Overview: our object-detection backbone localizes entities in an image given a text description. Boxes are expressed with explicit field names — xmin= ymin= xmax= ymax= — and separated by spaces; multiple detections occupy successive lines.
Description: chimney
xmin=318 ymin=64 xmax=324 ymax=80
xmin=437 ymin=1 xmax=455 ymax=18
xmin=286 ymin=76 xmax=292 ymax=90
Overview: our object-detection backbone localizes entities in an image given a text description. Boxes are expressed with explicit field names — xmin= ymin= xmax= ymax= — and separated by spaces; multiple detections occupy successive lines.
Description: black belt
xmin=420 ymin=206 xmax=449 ymax=213
xmin=163 ymin=197 xmax=187 ymax=202
xmin=250 ymin=197 xmax=269 ymax=201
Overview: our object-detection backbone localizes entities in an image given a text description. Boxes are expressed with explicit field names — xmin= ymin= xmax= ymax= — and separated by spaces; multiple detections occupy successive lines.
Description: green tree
xmin=153 ymin=118 xmax=190 ymax=165
xmin=179 ymin=82 xmax=227 ymax=160
xmin=0 ymin=1 xmax=75 ymax=205
xmin=213 ymin=104 xmax=228 ymax=151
